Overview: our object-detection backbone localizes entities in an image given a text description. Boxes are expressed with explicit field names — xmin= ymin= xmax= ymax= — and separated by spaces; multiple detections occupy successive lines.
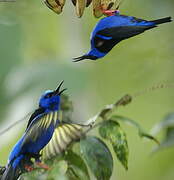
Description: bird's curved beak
xmin=54 ymin=80 xmax=67 ymax=95
xmin=73 ymin=55 xmax=97 ymax=62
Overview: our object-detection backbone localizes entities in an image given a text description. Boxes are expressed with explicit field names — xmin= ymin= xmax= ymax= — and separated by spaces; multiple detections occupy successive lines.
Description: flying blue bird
xmin=73 ymin=10 xmax=172 ymax=62
xmin=1 ymin=81 xmax=66 ymax=180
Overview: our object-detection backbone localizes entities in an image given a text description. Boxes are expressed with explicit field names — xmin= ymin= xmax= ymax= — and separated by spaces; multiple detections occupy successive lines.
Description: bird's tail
xmin=151 ymin=17 xmax=172 ymax=25
xmin=1 ymin=164 xmax=20 ymax=180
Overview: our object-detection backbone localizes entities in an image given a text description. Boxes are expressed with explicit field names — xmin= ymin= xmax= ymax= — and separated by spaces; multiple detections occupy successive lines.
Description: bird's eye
xmin=45 ymin=93 xmax=52 ymax=98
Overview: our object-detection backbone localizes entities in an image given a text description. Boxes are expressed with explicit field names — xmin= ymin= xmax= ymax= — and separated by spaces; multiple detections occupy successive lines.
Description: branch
xmin=85 ymin=94 xmax=132 ymax=126
xmin=0 ymin=112 xmax=32 ymax=136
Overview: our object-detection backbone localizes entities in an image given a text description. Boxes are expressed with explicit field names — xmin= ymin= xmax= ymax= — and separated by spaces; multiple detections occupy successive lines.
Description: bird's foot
xmin=102 ymin=9 xmax=120 ymax=16
xmin=24 ymin=165 xmax=34 ymax=172
xmin=100 ymin=4 xmax=120 ymax=16
xmin=36 ymin=162 xmax=50 ymax=170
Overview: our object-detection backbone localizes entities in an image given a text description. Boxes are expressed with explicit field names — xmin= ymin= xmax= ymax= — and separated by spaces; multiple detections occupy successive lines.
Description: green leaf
xmin=99 ymin=120 xmax=129 ymax=170
xmin=112 ymin=115 xmax=159 ymax=144
xmin=80 ymin=136 xmax=113 ymax=180
xmin=151 ymin=113 xmax=174 ymax=151
xmin=64 ymin=150 xmax=90 ymax=180
xmin=47 ymin=160 xmax=68 ymax=180
xmin=21 ymin=169 xmax=47 ymax=180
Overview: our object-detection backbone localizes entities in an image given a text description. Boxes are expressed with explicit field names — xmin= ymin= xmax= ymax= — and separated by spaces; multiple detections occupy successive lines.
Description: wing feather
xmin=97 ymin=25 xmax=154 ymax=40
xmin=41 ymin=123 xmax=89 ymax=160
xmin=21 ymin=112 xmax=59 ymax=149
xmin=93 ymin=25 xmax=155 ymax=53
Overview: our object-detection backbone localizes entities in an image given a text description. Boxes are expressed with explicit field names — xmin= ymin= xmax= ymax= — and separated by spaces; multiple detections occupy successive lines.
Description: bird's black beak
xmin=54 ymin=80 xmax=67 ymax=95
xmin=73 ymin=55 xmax=98 ymax=62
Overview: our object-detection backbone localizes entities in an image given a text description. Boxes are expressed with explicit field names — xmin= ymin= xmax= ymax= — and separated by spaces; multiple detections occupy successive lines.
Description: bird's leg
xmin=35 ymin=161 xmax=50 ymax=170
xmin=100 ymin=4 xmax=120 ymax=16
xmin=33 ymin=155 xmax=50 ymax=170
xmin=24 ymin=165 xmax=34 ymax=172
xmin=103 ymin=9 xmax=120 ymax=16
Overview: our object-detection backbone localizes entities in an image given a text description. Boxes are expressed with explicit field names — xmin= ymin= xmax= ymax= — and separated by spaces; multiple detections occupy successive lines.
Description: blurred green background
xmin=0 ymin=0 xmax=174 ymax=179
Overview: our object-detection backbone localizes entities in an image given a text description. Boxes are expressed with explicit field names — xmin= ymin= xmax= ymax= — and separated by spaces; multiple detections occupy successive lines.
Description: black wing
xmin=93 ymin=35 xmax=121 ymax=53
xmin=94 ymin=25 xmax=155 ymax=53
xmin=21 ymin=111 xmax=59 ymax=148
xmin=26 ymin=107 xmax=45 ymax=129
xmin=97 ymin=25 xmax=155 ymax=41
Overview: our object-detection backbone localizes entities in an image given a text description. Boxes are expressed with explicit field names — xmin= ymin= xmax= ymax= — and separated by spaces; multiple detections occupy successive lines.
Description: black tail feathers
xmin=151 ymin=17 xmax=172 ymax=25
xmin=1 ymin=164 xmax=20 ymax=180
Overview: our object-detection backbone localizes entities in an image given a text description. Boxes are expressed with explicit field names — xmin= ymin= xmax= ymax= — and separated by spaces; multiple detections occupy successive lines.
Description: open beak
xmin=54 ymin=80 xmax=67 ymax=95
xmin=73 ymin=55 xmax=98 ymax=62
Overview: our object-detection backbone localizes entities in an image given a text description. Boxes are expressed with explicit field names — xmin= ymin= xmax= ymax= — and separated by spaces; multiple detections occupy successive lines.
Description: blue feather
xmin=12 ymin=155 xmax=24 ymax=169
xmin=96 ymin=34 xmax=112 ymax=40
xmin=3 ymin=82 xmax=65 ymax=180
xmin=85 ymin=48 xmax=106 ymax=59
xmin=73 ymin=14 xmax=171 ymax=62
xmin=39 ymin=91 xmax=61 ymax=112
xmin=8 ymin=112 xmax=57 ymax=168
xmin=91 ymin=15 xmax=155 ymax=38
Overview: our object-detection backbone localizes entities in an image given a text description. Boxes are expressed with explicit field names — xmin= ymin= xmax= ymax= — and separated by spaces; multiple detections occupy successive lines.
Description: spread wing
xmin=41 ymin=122 xmax=89 ymax=159
xmin=21 ymin=111 xmax=59 ymax=153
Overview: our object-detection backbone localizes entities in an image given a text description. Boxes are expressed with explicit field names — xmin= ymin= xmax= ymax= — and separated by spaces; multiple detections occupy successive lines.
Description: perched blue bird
xmin=73 ymin=10 xmax=172 ymax=61
xmin=1 ymin=81 xmax=66 ymax=180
